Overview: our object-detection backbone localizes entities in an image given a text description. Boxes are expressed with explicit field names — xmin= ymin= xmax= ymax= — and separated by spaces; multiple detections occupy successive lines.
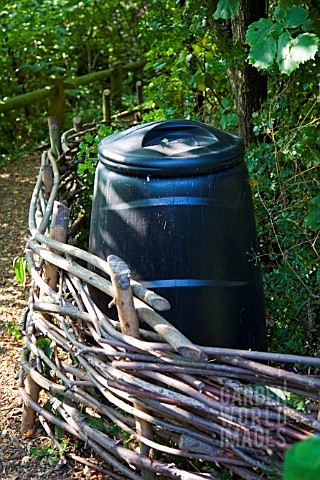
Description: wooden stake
xmin=44 ymin=202 xmax=70 ymax=290
xmin=136 ymin=80 xmax=143 ymax=105
xmin=103 ymin=89 xmax=111 ymax=125
xmin=48 ymin=77 xmax=65 ymax=128
xmin=47 ymin=116 xmax=61 ymax=159
xmin=42 ymin=165 xmax=53 ymax=200
xmin=110 ymin=67 xmax=124 ymax=110
xmin=73 ymin=115 xmax=83 ymax=133
xmin=108 ymin=255 xmax=156 ymax=480
xmin=20 ymin=354 xmax=41 ymax=435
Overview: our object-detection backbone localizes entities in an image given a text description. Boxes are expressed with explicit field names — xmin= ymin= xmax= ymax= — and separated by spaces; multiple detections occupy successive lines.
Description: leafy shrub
xmin=246 ymin=74 xmax=319 ymax=355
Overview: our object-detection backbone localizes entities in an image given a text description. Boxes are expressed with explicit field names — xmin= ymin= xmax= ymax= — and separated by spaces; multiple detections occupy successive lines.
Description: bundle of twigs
xmin=19 ymin=118 xmax=320 ymax=480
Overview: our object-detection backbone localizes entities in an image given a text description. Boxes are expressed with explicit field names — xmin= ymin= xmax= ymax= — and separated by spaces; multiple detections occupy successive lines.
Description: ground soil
xmin=0 ymin=153 xmax=107 ymax=480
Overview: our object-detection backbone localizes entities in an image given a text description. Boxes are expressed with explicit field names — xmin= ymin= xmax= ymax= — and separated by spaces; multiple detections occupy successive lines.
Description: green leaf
xmin=213 ymin=0 xmax=239 ymax=20
xmin=249 ymin=37 xmax=277 ymax=70
xmin=54 ymin=425 xmax=65 ymax=440
xmin=277 ymin=31 xmax=291 ymax=72
xmin=220 ymin=112 xmax=238 ymax=130
xmin=304 ymin=194 xmax=320 ymax=231
xmin=279 ymin=33 xmax=319 ymax=75
xmin=246 ymin=19 xmax=278 ymax=69
xmin=13 ymin=257 xmax=26 ymax=284
xmin=83 ymin=414 xmax=104 ymax=432
xmin=273 ymin=5 xmax=285 ymax=23
xmin=36 ymin=338 xmax=53 ymax=359
xmin=290 ymin=33 xmax=319 ymax=63
xmin=284 ymin=435 xmax=320 ymax=480
xmin=283 ymin=7 xmax=308 ymax=29
xmin=246 ymin=19 xmax=275 ymax=46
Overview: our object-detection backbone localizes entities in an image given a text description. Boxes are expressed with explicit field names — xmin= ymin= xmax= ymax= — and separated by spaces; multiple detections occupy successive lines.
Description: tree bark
xmin=228 ymin=0 xmax=267 ymax=145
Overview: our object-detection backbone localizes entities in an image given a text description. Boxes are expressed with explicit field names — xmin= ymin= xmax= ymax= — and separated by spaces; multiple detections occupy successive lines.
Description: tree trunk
xmin=228 ymin=0 xmax=267 ymax=145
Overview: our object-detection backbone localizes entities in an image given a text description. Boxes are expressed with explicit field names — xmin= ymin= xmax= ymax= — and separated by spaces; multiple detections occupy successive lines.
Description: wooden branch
xmin=69 ymin=59 xmax=147 ymax=89
xmin=0 ymin=86 xmax=52 ymax=113
xmin=134 ymin=297 xmax=207 ymax=362
xmin=0 ymin=59 xmax=146 ymax=114
xmin=48 ymin=78 xmax=65 ymax=128
xmin=130 ymin=279 xmax=171 ymax=312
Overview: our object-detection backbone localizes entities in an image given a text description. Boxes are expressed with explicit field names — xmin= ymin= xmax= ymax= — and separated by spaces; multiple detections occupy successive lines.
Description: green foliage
xmin=304 ymin=195 xmax=320 ymax=231
xmin=0 ymin=0 xmax=146 ymax=153
xmin=140 ymin=0 xmax=237 ymax=127
xmin=77 ymin=125 xmax=113 ymax=177
xmin=35 ymin=337 xmax=53 ymax=359
xmin=82 ymin=414 xmax=104 ymax=432
xmin=246 ymin=74 xmax=319 ymax=354
xmin=283 ymin=435 xmax=320 ymax=480
xmin=30 ymin=438 xmax=69 ymax=458
xmin=13 ymin=256 xmax=29 ymax=287
xmin=5 ymin=320 xmax=22 ymax=340
xmin=213 ymin=0 xmax=239 ymax=20
xmin=246 ymin=5 xmax=319 ymax=74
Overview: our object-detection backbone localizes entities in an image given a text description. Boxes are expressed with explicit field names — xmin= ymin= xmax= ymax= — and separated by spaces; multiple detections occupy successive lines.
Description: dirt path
xmin=0 ymin=152 xmax=41 ymax=479
xmin=0 ymin=153 xmax=104 ymax=480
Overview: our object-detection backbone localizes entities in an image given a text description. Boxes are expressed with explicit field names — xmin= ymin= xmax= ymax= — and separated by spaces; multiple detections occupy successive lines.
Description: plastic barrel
xmin=88 ymin=120 xmax=266 ymax=349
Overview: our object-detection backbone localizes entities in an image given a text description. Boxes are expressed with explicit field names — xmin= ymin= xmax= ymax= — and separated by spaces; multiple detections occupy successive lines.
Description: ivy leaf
xmin=279 ymin=33 xmax=319 ymax=75
xmin=284 ymin=435 xmax=320 ymax=480
xmin=36 ymin=338 xmax=53 ymax=359
xmin=213 ymin=0 xmax=239 ymax=20
xmin=83 ymin=414 xmax=104 ymax=432
xmin=283 ymin=7 xmax=308 ymax=29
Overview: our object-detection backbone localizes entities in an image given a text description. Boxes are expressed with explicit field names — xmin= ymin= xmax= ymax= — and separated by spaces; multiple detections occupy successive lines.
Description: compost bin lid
xmin=98 ymin=119 xmax=244 ymax=177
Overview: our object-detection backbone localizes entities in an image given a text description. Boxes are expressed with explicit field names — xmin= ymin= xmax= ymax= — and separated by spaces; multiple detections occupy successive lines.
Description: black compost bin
xmin=88 ymin=119 xmax=266 ymax=350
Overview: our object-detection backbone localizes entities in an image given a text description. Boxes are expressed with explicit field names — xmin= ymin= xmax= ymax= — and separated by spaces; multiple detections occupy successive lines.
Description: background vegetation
xmin=1 ymin=0 xmax=319 ymax=357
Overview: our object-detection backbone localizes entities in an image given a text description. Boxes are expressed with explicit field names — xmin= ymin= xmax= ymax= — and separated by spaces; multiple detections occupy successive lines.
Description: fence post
xmin=49 ymin=77 xmax=65 ymax=128
xmin=102 ymin=89 xmax=111 ymax=125
xmin=110 ymin=67 xmax=124 ymax=111
xmin=136 ymin=80 xmax=143 ymax=105
xmin=47 ymin=116 xmax=61 ymax=159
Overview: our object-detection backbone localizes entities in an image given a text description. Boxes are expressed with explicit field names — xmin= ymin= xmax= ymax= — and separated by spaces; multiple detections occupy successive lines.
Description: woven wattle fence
xmin=19 ymin=117 xmax=320 ymax=480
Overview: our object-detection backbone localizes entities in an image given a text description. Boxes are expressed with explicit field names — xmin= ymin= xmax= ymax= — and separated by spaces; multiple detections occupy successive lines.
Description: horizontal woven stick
xmin=29 ymin=231 xmax=170 ymax=312
xmin=62 ymin=398 xmax=215 ymax=480
xmin=220 ymin=356 xmax=320 ymax=391
xmin=217 ymin=377 xmax=320 ymax=432
xmin=202 ymin=346 xmax=320 ymax=366
xmin=133 ymin=297 xmax=207 ymax=362
xmin=29 ymin=241 xmax=203 ymax=361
